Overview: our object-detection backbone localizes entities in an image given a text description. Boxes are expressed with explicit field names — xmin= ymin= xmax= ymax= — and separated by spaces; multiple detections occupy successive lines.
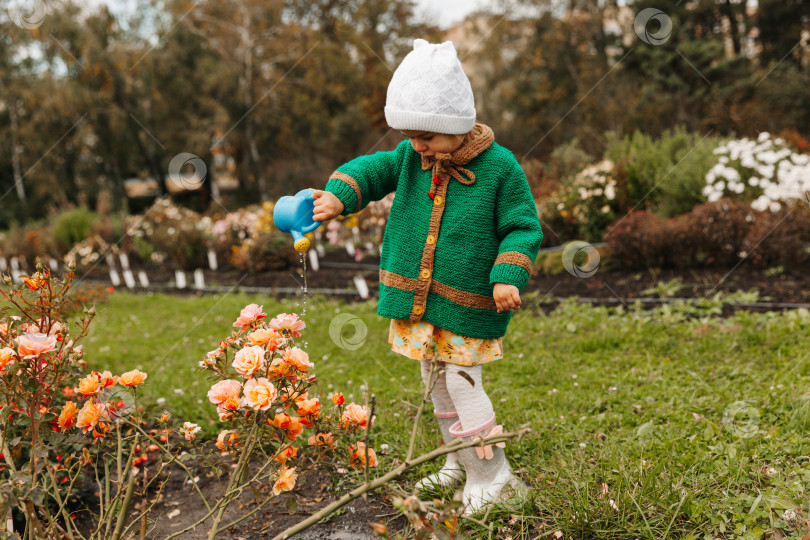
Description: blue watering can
xmin=273 ymin=188 xmax=322 ymax=252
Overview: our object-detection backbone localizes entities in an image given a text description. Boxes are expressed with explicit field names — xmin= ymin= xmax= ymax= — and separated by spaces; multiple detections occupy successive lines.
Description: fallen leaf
xmin=167 ymin=509 xmax=180 ymax=519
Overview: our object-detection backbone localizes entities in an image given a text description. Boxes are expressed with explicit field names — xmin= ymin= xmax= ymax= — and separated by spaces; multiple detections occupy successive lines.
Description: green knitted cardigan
xmin=325 ymin=123 xmax=543 ymax=339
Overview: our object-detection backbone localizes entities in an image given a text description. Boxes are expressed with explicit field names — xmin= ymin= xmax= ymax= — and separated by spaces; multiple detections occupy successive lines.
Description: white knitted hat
xmin=385 ymin=39 xmax=476 ymax=135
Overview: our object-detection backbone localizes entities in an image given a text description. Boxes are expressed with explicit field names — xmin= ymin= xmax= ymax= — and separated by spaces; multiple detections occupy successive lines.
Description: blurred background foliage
xmin=0 ymin=0 xmax=808 ymax=250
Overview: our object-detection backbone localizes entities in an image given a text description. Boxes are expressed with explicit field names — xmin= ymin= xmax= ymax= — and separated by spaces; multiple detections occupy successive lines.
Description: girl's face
xmin=401 ymin=131 xmax=465 ymax=157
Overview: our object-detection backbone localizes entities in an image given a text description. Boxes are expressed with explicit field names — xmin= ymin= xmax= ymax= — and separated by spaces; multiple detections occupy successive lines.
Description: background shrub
xmin=52 ymin=207 xmax=99 ymax=251
xmin=604 ymin=199 xmax=810 ymax=270
xmin=605 ymin=127 xmax=722 ymax=217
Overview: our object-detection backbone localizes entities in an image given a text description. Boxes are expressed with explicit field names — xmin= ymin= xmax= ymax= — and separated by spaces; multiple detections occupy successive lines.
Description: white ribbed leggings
xmin=420 ymin=360 xmax=495 ymax=432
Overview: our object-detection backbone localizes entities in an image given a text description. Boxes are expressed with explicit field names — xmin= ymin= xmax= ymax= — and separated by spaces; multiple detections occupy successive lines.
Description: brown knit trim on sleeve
xmin=329 ymin=172 xmax=362 ymax=212
xmin=494 ymin=251 xmax=534 ymax=277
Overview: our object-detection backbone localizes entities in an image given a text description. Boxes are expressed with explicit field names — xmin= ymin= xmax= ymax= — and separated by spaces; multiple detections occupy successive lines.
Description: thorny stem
xmin=104 ymin=434 xmax=139 ymax=539
xmin=406 ymin=361 xmax=438 ymax=462
xmin=110 ymin=468 xmax=137 ymax=540
xmin=207 ymin=423 xmax=259 ymax=540
xmin=363 ymin=395 xmax=376 ymax=490
xmin=45 ymin=463 xmax=81 ymax=539
xmin=270 ymin=429 xmax=528 ymax=540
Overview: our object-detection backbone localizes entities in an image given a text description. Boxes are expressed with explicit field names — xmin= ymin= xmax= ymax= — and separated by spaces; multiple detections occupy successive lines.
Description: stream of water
xmin=297 ymin=252 xmax=309 ymax=349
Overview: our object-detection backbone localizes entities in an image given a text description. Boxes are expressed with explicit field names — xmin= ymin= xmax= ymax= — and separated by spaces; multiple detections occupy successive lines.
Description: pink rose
xmin=232 ymin=304 xmax=266 ymax=329
xmin=207 ymin=379 xmax=242 ymax=405
xmin=268 ymin=313 xmax=306 ymax=337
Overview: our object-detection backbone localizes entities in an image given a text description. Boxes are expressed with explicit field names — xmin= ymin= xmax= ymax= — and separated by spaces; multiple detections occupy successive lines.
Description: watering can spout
xmin=273 ymin=188 xmax=322 ymax=253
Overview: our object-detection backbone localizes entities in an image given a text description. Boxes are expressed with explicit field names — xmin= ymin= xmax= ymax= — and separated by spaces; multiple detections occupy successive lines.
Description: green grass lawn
xmin=81 ymin=290 xmax=810 ymax=539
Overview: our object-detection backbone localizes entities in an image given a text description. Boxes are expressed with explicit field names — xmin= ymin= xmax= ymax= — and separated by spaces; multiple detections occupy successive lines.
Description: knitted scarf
xmin=420 ymin=123 xmax=495 ymax=185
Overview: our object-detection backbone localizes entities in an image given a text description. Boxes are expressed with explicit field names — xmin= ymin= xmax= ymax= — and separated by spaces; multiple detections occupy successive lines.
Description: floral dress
xmin=388 ymin=319 xmax=503 ymax=366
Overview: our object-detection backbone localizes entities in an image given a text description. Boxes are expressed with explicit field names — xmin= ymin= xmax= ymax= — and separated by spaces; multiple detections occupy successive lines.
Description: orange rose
xmin=58 ymin=401 xmax=78 ymax=431
xmin=308 ymin=432 xmax=335 ymax=449
xmin=274 ymin=445 xmax=298 ymax=463
xmin=331 ymin=393 xmax=345 ymax=406
xmin=341 ymin=403 xmax=371 ymax=429
xmin=247 ymin=328 xmax=277 ymax=348
xmin=76 ymin=401 xmax=104 ymax=433
xmin=95 ymin=370 xmax=118 ymax=389
xmin=297 ymin=398 xmax=321 ymax=418
xmin=282 ymin=347 xmax=313 ymax=373
xmin=76 ymin=374 xmax=101 ymax=397
xmin=349 ymin=442 xmax=378 ymax=469
xmin=267 ymin=357 xmax=296 ymax=381
xmin=232 ymin=346 xmax=266 ymax=379
xmin=0 ymin=347 xmax=16 ymax=374
xmin=241 ymin=377 xmax=277 ymax=411
xmin=272 ymin=466 xmax=298 ymax=495
xmin=270 ymin=413 xmax=304 ymax=441
xmin=119 ymin=369 xmax=147 ymax=387
xmin=93 ymin=422 xmax=111 ymax=440
xmin=216 ymin=429 xmax=239 ymax=451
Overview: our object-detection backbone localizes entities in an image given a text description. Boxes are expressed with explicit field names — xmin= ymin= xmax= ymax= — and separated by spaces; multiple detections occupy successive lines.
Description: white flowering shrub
xmin=540 ymin=159 xmax=619 ymax=242
xmin=703 ymin=132 xmax=810 ymax=212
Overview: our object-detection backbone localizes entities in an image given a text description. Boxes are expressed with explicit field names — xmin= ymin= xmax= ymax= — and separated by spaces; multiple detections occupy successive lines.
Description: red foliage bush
xmin=604 ymin=199 xmax=810 ymax=270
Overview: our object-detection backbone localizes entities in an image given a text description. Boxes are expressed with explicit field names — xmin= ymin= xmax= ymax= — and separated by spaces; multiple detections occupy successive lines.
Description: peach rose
xmin=76 ymin=401 xmax=105 ymax=433
xmin=232 ymin=304 xmax=266 ymax=329
xmin=247 ymin=328 xmax=277 ymax=348
xmin=349 ymin=441 xmax=378 ymax=469
xmin=267 ymin=357 xmax=296 ymax=381
xmin=180 ymin=422 xmax=201 ymax=441
xmin=268 ymin=313 xmax=306 ymax=337
xmin=216 ymin=430 xmax=239 ymax=451
xmin=232 ymin=345 xmax=266 ymax=379
xmin=217 ymin=406 xmax=235 ymax=422
xmin=119 ymin=369 xmax=147 ymax=387
xmin=58 ymin=401 xmax=78 ymax=431
xmin=341 ymin=403 xmax=372 ymax=429
xmin=207 ymin=379 xmax=242 ymax=405
xmin=283 ymin=347 xmax=314 ymax=373
xmin=17 ymin=333 xmax=57 ymax=356
xmin=274 ymin=445 xmax=298 ymax=463
xmin=241 ymin=377 xmax=277 ymax=411
xmin=76 ymin=374 xmax=101 ymax=397
xmin=308 ymin=432 xmax=335 ymax=449
xmin=0 ymin=347 xmax=16 ymax=373
xmin=272 ymin=466 xmax=298 ymax=495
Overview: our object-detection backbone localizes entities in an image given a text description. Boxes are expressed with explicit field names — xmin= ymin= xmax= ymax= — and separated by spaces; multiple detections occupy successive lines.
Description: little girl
xmin=312 ymin=39 xmax=542 ymax=515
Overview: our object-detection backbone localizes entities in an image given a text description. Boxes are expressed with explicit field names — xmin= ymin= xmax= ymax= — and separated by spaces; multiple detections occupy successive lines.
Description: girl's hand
xmin=312 ymin=190 xmax=345 ymax=221
xmin=494 ymin=283 xmax=521 ymax=313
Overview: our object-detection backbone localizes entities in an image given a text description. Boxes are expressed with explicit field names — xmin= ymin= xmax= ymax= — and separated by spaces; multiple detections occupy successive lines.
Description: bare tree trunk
xmin=239 ymin=5 xmax=269 ymax=201
xmin=9 ymin=98 xmax=26 ymax=204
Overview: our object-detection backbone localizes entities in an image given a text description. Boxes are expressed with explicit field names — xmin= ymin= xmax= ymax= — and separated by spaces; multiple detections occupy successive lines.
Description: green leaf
xmin=748 ymin=493 xmax=762 ymax=515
